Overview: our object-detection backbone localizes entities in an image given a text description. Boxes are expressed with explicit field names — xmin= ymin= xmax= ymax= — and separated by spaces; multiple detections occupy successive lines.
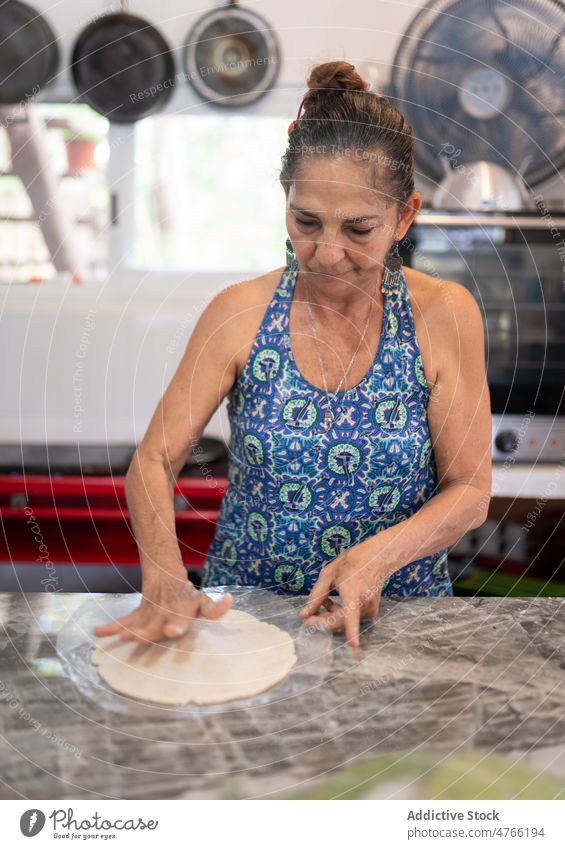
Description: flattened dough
xmin=91 ymin=609 xmax=297 ymax=705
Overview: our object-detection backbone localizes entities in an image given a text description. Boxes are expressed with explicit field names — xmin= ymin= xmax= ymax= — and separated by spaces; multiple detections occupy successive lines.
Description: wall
xmin=2 ymin=1 xmax=563 ymax=447
xmin=33 ymin=0 xmax=423 ymax=103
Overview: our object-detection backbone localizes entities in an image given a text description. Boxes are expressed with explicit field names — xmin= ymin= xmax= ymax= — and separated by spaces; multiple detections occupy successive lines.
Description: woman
xmin=95 ymin=60 xmax=491 ymax=649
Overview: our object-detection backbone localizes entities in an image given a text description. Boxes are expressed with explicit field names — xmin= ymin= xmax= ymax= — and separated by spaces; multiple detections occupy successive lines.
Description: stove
xmin=404 ymin=209 xmax=565 ymax=463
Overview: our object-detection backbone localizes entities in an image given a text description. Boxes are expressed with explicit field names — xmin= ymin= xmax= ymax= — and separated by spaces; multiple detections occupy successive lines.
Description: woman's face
xmin=283 ymin=155 xmax=421 ymax=282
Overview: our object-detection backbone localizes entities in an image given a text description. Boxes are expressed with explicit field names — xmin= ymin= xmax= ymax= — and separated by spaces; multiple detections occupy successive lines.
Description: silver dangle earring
xmin=286 ymin=237 xmax=298 ymax=269
xmin=381 ymin=240 xmax=403 ymax=295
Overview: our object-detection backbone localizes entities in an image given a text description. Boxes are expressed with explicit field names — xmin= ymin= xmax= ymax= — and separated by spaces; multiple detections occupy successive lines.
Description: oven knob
xmin=495 ymin=430 xmax=519 ymax=454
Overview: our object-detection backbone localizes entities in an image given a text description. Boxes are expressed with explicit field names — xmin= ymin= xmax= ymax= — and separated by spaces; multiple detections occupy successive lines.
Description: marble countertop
xmin=1 ymin=592 xmax=564 ymax=800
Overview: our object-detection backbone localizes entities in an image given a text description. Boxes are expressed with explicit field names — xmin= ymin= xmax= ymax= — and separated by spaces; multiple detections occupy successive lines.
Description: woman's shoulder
xmin=404 ymin=268 xmax=485 ymax=385
xmin=216 ymin=266 xmax=285 ymax=307
xmin=404 ymin=267 xmax=483 ymax=387
xmin=213 ymin=267 xmax=286 ymax=377
xmin=404 ymin=266 xmax=480 ymax=325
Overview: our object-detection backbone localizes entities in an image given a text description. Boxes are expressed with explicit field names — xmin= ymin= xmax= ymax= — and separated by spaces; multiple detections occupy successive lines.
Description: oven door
xmin=404 ymin=212 xmax=565 ymax=461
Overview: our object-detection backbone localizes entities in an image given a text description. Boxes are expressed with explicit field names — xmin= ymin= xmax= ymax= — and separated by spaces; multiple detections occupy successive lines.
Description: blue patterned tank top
xmin=202 ymin=259 xmax=453 ymax=598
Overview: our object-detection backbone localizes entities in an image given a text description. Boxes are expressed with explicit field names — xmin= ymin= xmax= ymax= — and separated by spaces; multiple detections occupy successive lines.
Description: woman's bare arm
xmin=94 ymin=284 xmax=245 ymax=642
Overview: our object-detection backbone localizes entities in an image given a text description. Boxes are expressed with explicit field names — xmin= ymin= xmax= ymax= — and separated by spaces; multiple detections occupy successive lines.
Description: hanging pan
xmin=0 ymin=0 xmax=60 ymax=104
xmin=183 ymin=0 xmax=280 ymax=107
xmin=71 ymin=0 xmax=175 ymax=123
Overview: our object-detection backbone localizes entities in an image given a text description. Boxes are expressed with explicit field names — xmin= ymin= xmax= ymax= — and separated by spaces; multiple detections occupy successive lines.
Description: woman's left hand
xmin=299 ymin=544 xmax=388 ymax=648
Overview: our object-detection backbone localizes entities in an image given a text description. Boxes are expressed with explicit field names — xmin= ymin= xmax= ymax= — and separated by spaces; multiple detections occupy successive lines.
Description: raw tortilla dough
xmin=91 ymin=608 xmax=297 ymax=705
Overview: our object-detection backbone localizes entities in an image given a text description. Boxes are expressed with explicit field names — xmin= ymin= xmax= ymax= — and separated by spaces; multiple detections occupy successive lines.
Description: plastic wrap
xmin=55 ymin=585 xmax=333 ymax=716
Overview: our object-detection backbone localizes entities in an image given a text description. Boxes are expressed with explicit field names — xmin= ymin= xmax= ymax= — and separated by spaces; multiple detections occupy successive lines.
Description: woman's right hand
xmin=92 ymin=572 xmax=233 ymax=644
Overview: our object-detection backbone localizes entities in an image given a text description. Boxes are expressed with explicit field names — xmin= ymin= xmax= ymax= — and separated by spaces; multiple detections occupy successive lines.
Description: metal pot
xmin=0 ymin=0 xmax=60 ymax=104
xmin=71 ymin=0 xmax=175 ymax=123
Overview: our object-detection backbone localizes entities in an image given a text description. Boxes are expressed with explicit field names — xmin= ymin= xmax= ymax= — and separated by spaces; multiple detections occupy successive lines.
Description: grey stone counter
xmin=0 ymin=593 xmax=564 ymax=799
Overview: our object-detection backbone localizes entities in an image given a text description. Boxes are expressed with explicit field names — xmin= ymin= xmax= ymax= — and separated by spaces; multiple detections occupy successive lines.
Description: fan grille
xmin=390 ymin=0 xmax=565 ymax=188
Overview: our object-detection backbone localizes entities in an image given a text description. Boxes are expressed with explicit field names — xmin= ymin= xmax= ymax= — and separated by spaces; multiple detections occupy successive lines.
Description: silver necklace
xmin=301 ymin=272 xmax=379 ymax=430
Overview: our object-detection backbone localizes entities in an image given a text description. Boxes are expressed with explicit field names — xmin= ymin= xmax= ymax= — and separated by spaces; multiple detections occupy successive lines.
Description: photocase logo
xmin=20 ymin=809 xmax=46 ymax=836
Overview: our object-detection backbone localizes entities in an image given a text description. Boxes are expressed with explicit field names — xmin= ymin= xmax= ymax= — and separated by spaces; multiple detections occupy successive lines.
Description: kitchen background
xmin=0 ymin=0 xmax=564 ymax=596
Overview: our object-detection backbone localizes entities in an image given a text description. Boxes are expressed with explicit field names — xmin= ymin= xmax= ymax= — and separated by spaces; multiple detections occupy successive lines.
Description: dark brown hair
xmin=280 ymin=60 xmax=415 ymax=210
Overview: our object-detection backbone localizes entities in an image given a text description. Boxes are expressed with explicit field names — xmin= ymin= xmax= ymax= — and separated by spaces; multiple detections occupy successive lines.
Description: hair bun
xmin=306 ymin=60 xmax=369 ymax=95
xmin=281 ymin=60 xmax=414 ymax=207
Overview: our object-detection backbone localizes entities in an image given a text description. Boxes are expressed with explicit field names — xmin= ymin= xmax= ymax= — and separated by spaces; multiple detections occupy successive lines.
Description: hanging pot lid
xmin=183 ymin=0 xmax=280 ymax=107
xmin=71 ymin=0 xmax=175 ymax=123
xmin=0 ymin=0 xmax=60 ymax=104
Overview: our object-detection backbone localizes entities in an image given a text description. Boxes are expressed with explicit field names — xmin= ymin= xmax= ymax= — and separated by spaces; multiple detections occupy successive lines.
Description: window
xmin=132 ymin=114 xmax=290 ymax=272
xmin=0 ymin=103 xmax=110 ymax=284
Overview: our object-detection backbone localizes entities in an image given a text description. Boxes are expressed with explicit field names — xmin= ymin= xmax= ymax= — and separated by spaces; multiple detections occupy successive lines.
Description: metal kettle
xmin=432 ymin=160 xmax=532 ymax=211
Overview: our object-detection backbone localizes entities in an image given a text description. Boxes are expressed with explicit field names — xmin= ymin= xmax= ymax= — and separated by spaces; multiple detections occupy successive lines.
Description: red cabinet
xmin=0 ymin=474 xmax=227 ymax=568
